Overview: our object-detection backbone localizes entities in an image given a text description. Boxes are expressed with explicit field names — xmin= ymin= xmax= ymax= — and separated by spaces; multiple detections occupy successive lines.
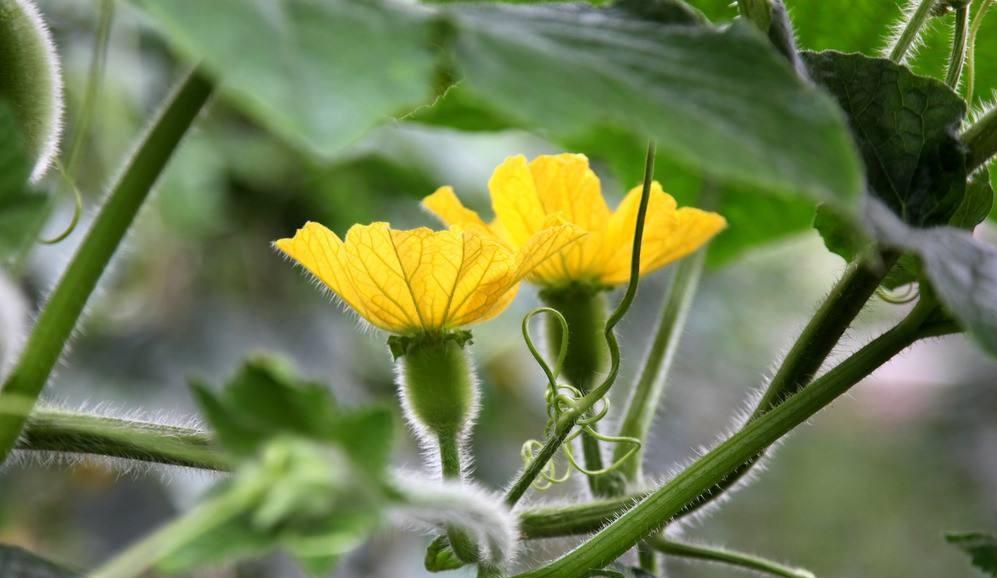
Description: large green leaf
xmin=0 ymin=104 xmax=48 ymax=266
xmin=947 ymin=532 xmax=997 ymax=576
xmin=448 ymin=3 xmax=863 ymax=205
xmin=129 ymin=0 xmax=438 ymax=157
xmin=133 ymin=0 xmax=863 ymax=208
xmin=804 ymin=51 xmax=968 ymax=227
xmin=0 ymin=545 xmax=77 ymax=578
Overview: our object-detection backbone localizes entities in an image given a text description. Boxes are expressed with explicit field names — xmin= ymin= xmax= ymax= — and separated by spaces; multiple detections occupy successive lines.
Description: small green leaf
xmin=804 ymin=51 xmax=968 ymax=227
xmin=129 ymin=0 xmax=438 ymax=157
xmin=191 ymin=356 xmax=347 ymax=457
xmin=0 ymin=545 xmax=78 ymax=578
xmin=946 ymin=531 xmax=997 ymax=576
xmin=0 ymin=104 xmax=48 ymax=266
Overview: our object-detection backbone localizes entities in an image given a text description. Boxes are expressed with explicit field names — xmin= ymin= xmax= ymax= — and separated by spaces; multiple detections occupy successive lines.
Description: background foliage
xmin=0 ymin=0 xmax=996 ymax=577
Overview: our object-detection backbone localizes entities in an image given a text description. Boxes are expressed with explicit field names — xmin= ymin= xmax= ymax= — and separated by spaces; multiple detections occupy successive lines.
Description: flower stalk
xmin=613 ymin=248 xmax=706 ymax=482
xmin=0 ymin=67 xmax=214 ymax=462
xmin=965 ymin=101 xmax=997 ymax=172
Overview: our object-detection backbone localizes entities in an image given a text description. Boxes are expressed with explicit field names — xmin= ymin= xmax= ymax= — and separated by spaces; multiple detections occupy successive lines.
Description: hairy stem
xmin=16 ymin=407 xmax=227 ymax=470
xmin=613 ymin=249 xmax=705 ymax=482
xmin=512 ymin=297 xmax=944 ymax=578
xmin=649 ymin=537 xmax=814 ymax=578
xmin=888 ymin=0 xmax=938 ymax=62
xmin=439 ymin=432 xmax=481 ymax=564
xmin=0 ymin=68 xmax=214 ymax=461
xmin=753 ymin=253 xmax=897 ymax=416
xmin=946 ymin=3 xmax=970 ymax=89
xmin=964 ymin=0 xmax=994 ymax=101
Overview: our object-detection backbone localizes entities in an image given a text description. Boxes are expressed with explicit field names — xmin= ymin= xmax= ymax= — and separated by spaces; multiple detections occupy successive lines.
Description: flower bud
xmin=1 ymin=0 xmax=64 ymax=182
xmin=392 ymin=332 xmax=478 ymax=441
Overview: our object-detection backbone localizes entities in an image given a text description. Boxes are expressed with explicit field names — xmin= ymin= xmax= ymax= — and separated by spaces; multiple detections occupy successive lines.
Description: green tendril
xmin=39 ymin=161 xmax=84 ymax=244
xmin=505 ymin=141 xmax=655 ymax=504
xmin=876 ymin=283 xmax=919 ymax=304
xmin=520 ymin=309 xmax=642 ymax=489
xmin=522 ymin=307 xmax=569 ymax=394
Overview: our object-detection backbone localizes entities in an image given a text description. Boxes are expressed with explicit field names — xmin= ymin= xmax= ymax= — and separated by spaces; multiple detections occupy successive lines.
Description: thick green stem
xmin=753 ymin=253 xmax=897 ymax=417
xmin=670 ymin=253 xmax=896 ymax=518
xmin=648 ymin=537 xmax=814 ymax=578
xmin=613 ymin=249 xmax=705 ymax=482
xmin=965 ymin=102 xmax=997 ymax=172
xmin=519 ymin=494 xmax=648 ymax=539
xmin=946 ymin=4 xmax=970 ymax=89
xmin=888 ymin=0 xmax=938 ymax=62
xmin=964 ymin=0 xmax=994 ymax=101
xmin=0 ymin=68 xmax=213 ymax=461
xmin=16 ymin=407 xmax=228 ymax=470
xmin=512 ymin=298 xmax=942 ymax=578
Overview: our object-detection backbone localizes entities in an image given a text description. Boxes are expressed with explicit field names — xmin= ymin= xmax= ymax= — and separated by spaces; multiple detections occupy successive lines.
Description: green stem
xmin=439 ymin=432 xmax=480 ymax=564
xmin=0 ymin=68 xmax=214 ymax=461
xmin=613 ymin=249 xmax=705 ymax=482
xmin=512 ymin=297 xmax=943 ymax=578
xmin=503 ymin=142 xmax=656 ymax=507
xmin=519 ymin=494 xmax=648 ymax=539
xmin=648 ymin=537 xmax=814 ymax=578
xmin=964 ymin=0 xmax=994 ymax=101
xmin=16 ymin=407 xmax=228 ymax=470
xmin=672 ymin=253 xmax=896 ymax=518
xmin=753 ymin=253 xmax=897 ymax=417
xmin=889 ymin=0 xmax=938 ymax=62
xmin=89 ymin=478 xmax=264 ymax=578
xmin=636 ymin=541 xmax=658 ymax=574
xmin=946 ymin=3 xmax=971 ymax=89
xmin=965 ymin=100 xmax=997 ymax=172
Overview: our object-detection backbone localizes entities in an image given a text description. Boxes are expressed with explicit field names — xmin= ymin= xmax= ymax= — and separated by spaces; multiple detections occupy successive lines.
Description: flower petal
xmin=489 ymin=155 xmax=548 ymax=247
xmin=528 ymin=154 xmax=610 ymax=281
xmin=599 ymin=182 xmax=726 ymax=284
xmin=422 ymin=186 xmax=492 ymax=235
xmin=515 ymin=218 xmax=589 ymax=283
xmin=274 ymin=222 xmax=413 ymax=333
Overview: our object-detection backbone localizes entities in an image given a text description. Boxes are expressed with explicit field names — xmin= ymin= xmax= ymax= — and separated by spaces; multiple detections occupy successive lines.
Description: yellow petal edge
xmin=274 ymin=220 xmax=585 ymax=334
xmin=422 ymin=153 xmax=727 ymax=287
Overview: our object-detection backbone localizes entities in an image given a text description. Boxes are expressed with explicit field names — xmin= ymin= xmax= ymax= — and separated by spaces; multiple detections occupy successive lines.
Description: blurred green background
xmin=1 ymin=1 xmax=996 ymax=577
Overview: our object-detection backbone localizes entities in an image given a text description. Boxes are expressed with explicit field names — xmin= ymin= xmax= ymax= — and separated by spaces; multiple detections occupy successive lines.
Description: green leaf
xmin=191 ymin=356 xmax=394 ymax=478
xmin=191 ymin=356 xmax=340 ymax=457
xmin=448 ymin=3 xmax=863 ymax=206
xmin=804 ymin=50 xmax=968 ymax=227
xmin=129 ymin=0 xmax=438 ymax=157
xmin=868 ymin=200 xmax=997 ymax=355
xmin=946 ymin=531 xmax=997 ymax=576
xmin=0 ymin=545 xmax=78 ymax=578
xmin=0 ymin=104 xmax=48 ymax=266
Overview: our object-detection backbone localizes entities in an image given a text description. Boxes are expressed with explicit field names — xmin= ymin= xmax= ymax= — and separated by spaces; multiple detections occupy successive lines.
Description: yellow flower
xmin=423 ymin=153 xmax=727 ymax=287
xmin=274 ymin=220 xmax=584 ymax=334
